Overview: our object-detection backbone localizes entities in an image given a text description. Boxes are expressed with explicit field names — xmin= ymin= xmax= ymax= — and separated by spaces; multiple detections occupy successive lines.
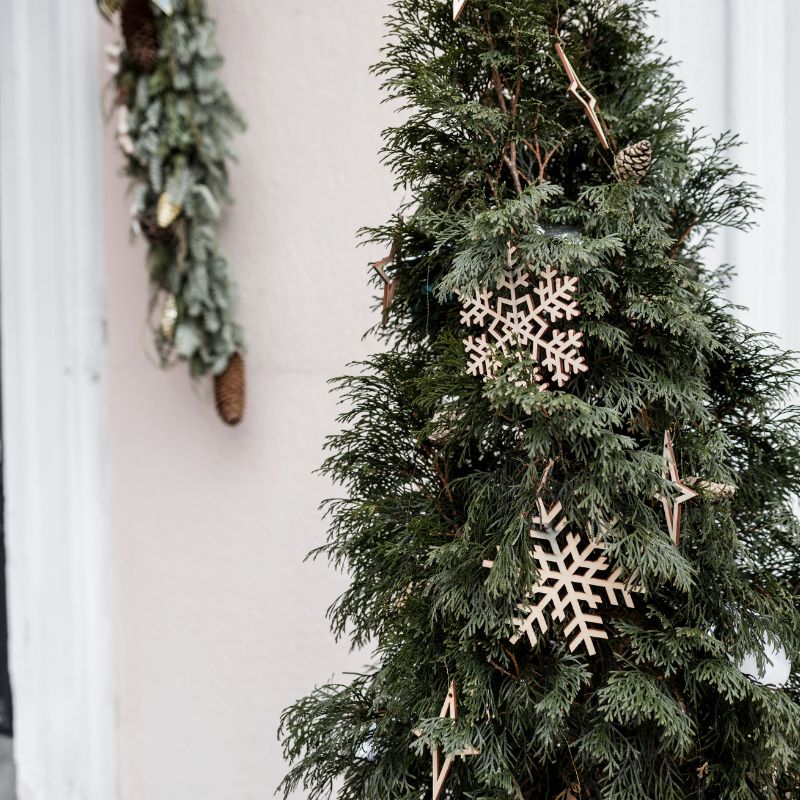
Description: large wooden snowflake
xmin=459 ymin=247 xmax=587 ymax=388
xmin=483 ymin=500 xmax=641 ymax=656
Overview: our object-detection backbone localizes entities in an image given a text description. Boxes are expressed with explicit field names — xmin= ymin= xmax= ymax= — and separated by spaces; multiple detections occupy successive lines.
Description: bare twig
xmin=684 ymin=477 xmax=737 ymax=499
xmin=491 ymin=64 xmax=509 ymax=118
xmin=488 ymin=659 xmax=515 ymax=679
xmin=535 ymin=458 xmax=556 ymax=497
xmin=670 ymin=217 xmax=699 ymax=259
xmin=503 ymin=144 xmax=524 ymax=195
xmin=503 ymin=646 xmax=521 ymax=677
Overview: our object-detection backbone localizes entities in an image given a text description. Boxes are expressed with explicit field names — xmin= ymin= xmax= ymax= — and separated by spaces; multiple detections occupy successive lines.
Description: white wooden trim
xmin=0 ymin=3 xmax=117 ymax=799
xmin=724 ymin=0 xmax=788 ymax=339
xmin=649 ymin=0 xmax=730 ymax=289
xmin=785 ymin=3 xmax=800 ymax=352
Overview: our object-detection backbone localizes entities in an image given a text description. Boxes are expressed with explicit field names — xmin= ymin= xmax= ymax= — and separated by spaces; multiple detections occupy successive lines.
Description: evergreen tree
xmin=280 ymin=2 xmax=800 ymax=798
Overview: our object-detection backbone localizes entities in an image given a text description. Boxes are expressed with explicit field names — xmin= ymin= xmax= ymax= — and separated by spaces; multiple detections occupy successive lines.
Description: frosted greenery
xmin=280 ymin=1 xmax=800 ymax=798
xmin=109 ymin=0 xmax=245 ymax=376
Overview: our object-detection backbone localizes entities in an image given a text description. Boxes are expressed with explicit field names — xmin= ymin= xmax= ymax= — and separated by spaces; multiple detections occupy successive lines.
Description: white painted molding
xmin=724 ymin=0 xmax=788 ymax=340
xmin=785 ymin=0 xmax=800 ymax=352
xmin=0 ymin=3 xmax=117 ymax=800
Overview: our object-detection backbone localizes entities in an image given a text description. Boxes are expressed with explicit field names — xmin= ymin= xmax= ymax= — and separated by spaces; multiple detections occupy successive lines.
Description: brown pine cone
xmin=139 ymin=211 xmax=176 ymax=246
xmin=121 ymin=0 xmax=159 ymax=73
xmin=214 ymin=353 xmax=246 ymax=426
xmin=614 ymin=139 xmax=652 ymax=181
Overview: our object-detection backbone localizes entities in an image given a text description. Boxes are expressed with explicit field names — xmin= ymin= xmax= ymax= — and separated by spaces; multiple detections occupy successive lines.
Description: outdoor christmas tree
xmin=280 ymin=2 xmax=800 ymax=798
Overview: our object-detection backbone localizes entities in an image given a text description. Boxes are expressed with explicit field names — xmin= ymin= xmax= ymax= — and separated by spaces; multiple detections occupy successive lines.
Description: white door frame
xmin=0 ymin=3 xmax=117 ymax=799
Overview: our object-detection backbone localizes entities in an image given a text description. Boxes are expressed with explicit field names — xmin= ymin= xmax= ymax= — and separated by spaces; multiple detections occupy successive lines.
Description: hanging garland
xmin=99 ymin=0 xmax=247 ymax=425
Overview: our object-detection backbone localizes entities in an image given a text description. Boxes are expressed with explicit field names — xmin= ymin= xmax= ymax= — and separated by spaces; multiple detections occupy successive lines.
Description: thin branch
xmin=492 ymin=64 xmax=510 ymax=118
xmin=503 ymin=143 xmax=524 ymax=196
xmin=669 ymin=216 xmax=698 ymax=259
xmin=503 ymin=646 xmax=521 ymax=677
xmin=535 ymin=459 xmax=556 ymax=498
xmin=488 ymin=659 xmax=516 ymax=679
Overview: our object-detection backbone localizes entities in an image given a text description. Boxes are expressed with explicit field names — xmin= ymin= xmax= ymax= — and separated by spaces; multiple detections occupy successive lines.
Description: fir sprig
xmin=107 ymin=0 xmax=246 ymax=377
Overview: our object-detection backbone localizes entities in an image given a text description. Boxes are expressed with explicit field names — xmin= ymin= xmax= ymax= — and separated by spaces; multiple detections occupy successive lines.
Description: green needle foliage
xmin=106 ymin=0 xmax=246 ymax=377
xmin=280 ymin=2 xmax=800 ymax=798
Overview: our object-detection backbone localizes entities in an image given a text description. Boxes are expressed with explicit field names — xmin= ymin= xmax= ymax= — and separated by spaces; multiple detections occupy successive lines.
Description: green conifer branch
xmin=282 ymin=2 xmax=800 ymax=798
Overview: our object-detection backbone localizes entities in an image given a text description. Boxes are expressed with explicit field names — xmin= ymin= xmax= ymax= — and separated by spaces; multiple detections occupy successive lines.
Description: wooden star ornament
xmin=660 ymin=430 xmax=698 ymax=547
xmin=370 ymin=246 xmax=398 ymax=327
xmin=554 ymin=42 xmax=610 ymax=150
xmin=453 ymin=0 xmax=468 ymax=20
xmin=414 ymin=681 xmax=479 ymax=800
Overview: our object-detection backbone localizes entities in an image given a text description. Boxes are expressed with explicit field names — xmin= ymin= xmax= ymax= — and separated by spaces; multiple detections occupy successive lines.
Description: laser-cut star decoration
xmin=660 ymin=430 xmax=698 ymax=548
xmin=554 ymin=42 xmax=610 ymax=150
xmin=453 ymin=0 xmax=468 ymax=20
xmin=414 ymin=681 xmax=479 ymax=800
xmin=370 ymin=246 xmax=398 ymax=327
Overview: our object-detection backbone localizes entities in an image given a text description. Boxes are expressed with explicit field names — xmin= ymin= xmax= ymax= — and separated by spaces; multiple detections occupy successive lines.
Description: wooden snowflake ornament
xmin=483 ymin=501 xmax=641 ymax=656
xmin=659 ymin=430 xmax=698 ymax=547
xmin=414 ymin=681 xmax=479 ymax=800
xmin=459 ymin=246 xmax=587 ymax=389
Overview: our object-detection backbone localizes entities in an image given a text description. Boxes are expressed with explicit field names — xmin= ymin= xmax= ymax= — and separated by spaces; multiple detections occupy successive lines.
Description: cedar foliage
xmin=280 ymin=2 xmax=800 ymax=798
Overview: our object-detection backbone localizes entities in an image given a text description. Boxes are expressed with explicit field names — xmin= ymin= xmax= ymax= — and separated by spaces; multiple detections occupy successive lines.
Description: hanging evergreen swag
xmin=100 ymin=0 xmax=247 ymax=425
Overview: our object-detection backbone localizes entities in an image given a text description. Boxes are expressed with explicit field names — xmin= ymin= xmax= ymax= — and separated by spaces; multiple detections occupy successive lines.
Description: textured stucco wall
xmin=101 ymin=3 xmax=792 ymax=799
xmin=102 ymin=2 xmax=396 ymax=797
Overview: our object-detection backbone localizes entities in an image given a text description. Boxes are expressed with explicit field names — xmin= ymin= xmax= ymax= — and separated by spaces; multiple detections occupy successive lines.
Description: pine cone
xmin=214 ymin=353 xmax=246 ymax=426
xmin=157 ymin=192 xmax=182 ymax=228
xmin=121 ymin=0 xmax=159 ymax=73
xmin=139 ymin=211 xmax=176 ymax=246
xmin=614 ymin=139 xmax=652 ymax=181
xmin=160 ymin=293 xmax=178 ymax=341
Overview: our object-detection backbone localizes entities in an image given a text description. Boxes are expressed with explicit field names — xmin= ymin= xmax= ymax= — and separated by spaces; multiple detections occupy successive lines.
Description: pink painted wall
xmin=102 ymin=2 xmax=396 ymax=796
